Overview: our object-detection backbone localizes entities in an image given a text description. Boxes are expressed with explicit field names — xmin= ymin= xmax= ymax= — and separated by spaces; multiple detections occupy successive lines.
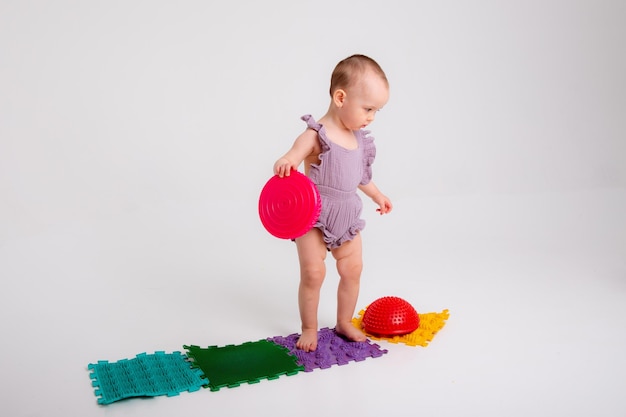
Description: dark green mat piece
xmin=184 ymin=340 xmax=304 ymax=391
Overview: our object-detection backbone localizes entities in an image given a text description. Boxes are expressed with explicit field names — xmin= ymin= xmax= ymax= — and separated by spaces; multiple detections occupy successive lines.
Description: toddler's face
xmin=341 ymin=72 xmax=389 ymax=130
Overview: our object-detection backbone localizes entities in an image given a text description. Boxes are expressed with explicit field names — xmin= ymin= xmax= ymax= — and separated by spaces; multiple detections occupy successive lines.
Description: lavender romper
xmin=302 ymin=114 xmax=376 ymax=250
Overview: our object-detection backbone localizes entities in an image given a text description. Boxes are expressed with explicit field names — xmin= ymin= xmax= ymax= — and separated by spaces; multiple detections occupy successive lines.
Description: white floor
xmin=1 ymin=188 xmax=625 ymax=417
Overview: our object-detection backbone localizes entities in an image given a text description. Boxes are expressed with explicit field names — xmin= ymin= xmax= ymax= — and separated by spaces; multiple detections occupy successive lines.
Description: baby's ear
xmin=332 ymin=88 xmax=346 ymax=107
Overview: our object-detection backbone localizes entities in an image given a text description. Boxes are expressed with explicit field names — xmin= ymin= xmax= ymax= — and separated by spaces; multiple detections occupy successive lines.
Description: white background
xmin=1 ymin=1 xmax=625 ymax=416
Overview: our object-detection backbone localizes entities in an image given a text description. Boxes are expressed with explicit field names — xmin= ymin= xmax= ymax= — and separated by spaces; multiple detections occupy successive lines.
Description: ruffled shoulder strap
xmin=359 ymin=129 xmax=376 ymax=185
xmin=301 ymin=114 xmax=331 ymax=184
xmin=301 ymin=114 xmax=331 ymax=148
xmin=301 ymin=114 xmax=320 ymax=131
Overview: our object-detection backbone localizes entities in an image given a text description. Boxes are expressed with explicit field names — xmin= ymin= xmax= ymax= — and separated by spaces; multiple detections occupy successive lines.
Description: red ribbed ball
xmin=362 ymin=296 xmax=420 ymax=336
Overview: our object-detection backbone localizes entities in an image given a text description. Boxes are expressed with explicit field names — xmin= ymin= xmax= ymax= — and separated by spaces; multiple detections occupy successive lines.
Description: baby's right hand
xmin=273 ymin=158 xmax=296 ymax=178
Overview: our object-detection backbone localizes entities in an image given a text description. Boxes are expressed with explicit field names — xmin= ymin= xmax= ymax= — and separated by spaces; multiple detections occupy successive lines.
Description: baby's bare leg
xmin=295 ymin=229 xmax=327 ymax=352
xmin=332 ymin=233 xmax=367 ymax=342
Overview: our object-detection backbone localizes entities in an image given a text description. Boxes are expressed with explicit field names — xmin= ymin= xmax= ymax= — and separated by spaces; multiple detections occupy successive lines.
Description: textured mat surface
xmin=88 ymin=311 xmax=446 ymax=403
xmin=184 ymin=340 xmax=303 ymax=391
xmin=353 ymin=309 xmax=450 ymax=347
xmin=268 ymin=327 xmax=388 ymax=372
xmin=87 ymin=351 xmax=208 ymax=404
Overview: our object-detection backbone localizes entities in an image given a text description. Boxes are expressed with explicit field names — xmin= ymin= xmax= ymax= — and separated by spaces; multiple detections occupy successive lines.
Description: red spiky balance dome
xmin=258 ymin=171 xmax=322 ymax=240
xmin=362 ymin=296 xmax=420 ymax=336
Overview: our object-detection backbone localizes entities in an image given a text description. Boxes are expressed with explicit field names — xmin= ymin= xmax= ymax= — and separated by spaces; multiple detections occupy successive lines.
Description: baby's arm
xmin=359 ymin=181 xmax=393 ymax=215
xmin=273 ymin=129 xmax=320 ymax=177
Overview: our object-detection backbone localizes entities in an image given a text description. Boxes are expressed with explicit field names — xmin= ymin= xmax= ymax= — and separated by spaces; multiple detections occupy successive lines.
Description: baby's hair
xmin=329 ymin=54 xmax=388 ymax=97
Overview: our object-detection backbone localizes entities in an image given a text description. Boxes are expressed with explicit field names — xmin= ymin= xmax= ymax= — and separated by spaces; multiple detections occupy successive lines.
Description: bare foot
xmin=335 ymin=321 xmax=367 ymax=342
xmin=296 ymin=328 xmax=318 ymax=352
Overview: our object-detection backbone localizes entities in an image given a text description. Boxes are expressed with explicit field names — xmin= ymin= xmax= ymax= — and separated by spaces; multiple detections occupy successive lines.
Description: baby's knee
xmin=300 ymin=264 xmax=326 ymax=285
xmin=338 ymin=259 xmax=362 ymax=278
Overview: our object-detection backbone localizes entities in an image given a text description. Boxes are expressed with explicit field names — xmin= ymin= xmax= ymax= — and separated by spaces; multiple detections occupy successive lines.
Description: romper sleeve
xmin=360 ymin=129 xmax=376 ymax=185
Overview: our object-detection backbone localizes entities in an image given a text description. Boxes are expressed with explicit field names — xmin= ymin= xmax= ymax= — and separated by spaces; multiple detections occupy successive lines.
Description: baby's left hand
xmin=374 ymin=195 xmax=393 ymax=215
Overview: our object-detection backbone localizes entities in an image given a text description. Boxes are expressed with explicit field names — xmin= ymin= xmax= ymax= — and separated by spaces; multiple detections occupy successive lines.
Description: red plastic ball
xmin=362 ymin=296 xmax=420 ymax=336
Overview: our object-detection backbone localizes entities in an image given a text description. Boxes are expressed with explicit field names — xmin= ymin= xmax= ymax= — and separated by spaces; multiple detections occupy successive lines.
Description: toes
xmin=296 ymin=337 xmax=318 ymax=352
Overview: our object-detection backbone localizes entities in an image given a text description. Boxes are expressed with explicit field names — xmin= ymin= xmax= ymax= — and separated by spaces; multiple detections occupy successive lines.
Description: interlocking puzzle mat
xmin=184 ymin=340 xmax=304 ymax=391
xmin=87 ymin=351 xmax=208 ymax=404
xmin=352 ymin=309 xmax=450 ymax=347
xmin=268 ymin=327 xmax=388 ymax=372
xmin=88 ymin=310 xmax=447 ymax=403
